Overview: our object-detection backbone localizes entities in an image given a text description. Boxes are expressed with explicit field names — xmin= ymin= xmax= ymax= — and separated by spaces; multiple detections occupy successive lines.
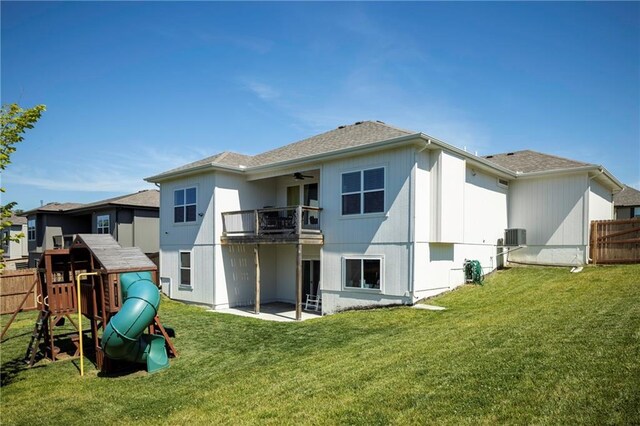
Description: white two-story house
xmin=146 ymin=121 xmax=622 ymax=317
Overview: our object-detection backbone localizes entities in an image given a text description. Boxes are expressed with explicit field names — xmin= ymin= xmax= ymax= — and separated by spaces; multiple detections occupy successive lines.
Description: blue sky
xmin=2 ymin=1 xmax=639 ymax=210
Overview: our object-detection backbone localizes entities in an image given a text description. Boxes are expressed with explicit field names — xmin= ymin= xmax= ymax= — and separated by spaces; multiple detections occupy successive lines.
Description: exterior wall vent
xmin=504 ymin=228 xmax=526 ymax=246
xmin=497 ymin=178 xmax=509 ymax=188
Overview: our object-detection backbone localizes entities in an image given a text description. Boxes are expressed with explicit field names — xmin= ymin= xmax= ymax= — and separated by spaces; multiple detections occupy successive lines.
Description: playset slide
xmin=101 ymin=271 xmax=169 ymax=373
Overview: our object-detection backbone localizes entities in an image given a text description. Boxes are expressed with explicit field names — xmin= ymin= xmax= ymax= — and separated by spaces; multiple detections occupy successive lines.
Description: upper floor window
xmin=341 ymin=167 xmax=385 ymax=215
xmin=97 ymin=215 xmax=110 ymax=234
xmin=174 ymin=187 xmax=197 ymax=223
xmin=27 ymin=219 xmax=36 ymax=241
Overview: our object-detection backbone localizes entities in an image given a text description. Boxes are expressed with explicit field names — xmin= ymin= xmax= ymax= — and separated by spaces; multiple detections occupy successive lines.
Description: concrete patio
xmin=211 ymin=302 xmax=322 ymax=322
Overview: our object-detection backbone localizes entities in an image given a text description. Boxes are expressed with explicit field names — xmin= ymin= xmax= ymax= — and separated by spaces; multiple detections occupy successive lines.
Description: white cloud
xmin=245 ymin=81 xmax=280 ymax=101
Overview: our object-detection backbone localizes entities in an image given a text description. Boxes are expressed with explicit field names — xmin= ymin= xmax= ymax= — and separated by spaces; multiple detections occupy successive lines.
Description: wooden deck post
xmin=254 ymin=245 xmax=260 ymax=315
xmin=296 ymin=206 xmax=303 ymax=235
xmin=254 ymin=210 xmax=259 ymax=236
xmin=296 ymin=243 xmax=302 ymax=321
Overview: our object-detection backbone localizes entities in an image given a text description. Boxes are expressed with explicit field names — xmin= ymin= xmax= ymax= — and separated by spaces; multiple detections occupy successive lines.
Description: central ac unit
xmin=504 ymin=228 xmax=526 ymax=246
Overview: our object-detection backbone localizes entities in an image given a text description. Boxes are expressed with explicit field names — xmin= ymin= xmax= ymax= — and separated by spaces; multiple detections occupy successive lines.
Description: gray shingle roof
xmin=247 ymin=121 xmax=415 ymax=167
xmin=21 ymin=190 xmax=159 ymax=216
xmin=23 ymin=202 xmax=85 ymax=215
xmin=74 ymin=189 xmax=159 ymax=211
xmin=483 ymin=150 xmax=592 ymax=173
xmin=148 ymin=121 xmax=417 ymax=179
xmin=613 ymin=185 xmax=640 ymax=207
xmin=7 ymin=214 xmax=27 ymax=225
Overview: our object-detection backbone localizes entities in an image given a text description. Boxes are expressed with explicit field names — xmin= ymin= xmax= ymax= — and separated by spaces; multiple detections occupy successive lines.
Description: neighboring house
xmin=1 ymin=213 xmax=29 ymax=268
xmin=22 ymin=190 xmax=159 ymax=266
xmin=613 ymin=185 xmax=640 ymax=219
xmin=483 ymin=150 xmax=619 ymax=265
xmin=146 ymin=121 xmax=622 ymax=316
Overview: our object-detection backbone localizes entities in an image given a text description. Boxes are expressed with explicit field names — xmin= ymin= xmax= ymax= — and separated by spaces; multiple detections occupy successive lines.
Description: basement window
xmin=344 ymin=257 xmax=382 ymax=290
xmin=179 ymin=251 xmax=192 ymax=288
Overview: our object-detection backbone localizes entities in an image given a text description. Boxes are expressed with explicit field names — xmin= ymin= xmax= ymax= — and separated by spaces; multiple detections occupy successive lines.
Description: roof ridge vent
xmin=338 ymin=125 xmax=346 ymax=129
xmin=506 ymin=152 xmax=515 ymax=156
xmin=354 ymin=121 xmax=363 ymax=125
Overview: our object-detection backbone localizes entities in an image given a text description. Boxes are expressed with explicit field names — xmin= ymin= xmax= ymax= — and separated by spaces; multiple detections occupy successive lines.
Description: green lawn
xmin=1 ymin=265 xmax=639 ymax=425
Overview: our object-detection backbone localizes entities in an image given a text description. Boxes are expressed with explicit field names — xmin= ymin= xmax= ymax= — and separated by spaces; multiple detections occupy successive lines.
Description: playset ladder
xmin=24 ymin=310 xmax=49 ymax=366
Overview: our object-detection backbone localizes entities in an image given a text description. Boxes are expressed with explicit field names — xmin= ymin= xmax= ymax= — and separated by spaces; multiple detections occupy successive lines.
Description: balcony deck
xmin=221 ymin=206 xmax=323 ymax=245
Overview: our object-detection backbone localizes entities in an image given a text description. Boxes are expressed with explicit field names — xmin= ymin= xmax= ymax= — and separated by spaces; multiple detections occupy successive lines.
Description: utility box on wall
xmin=504 ymin=228 xmax=526 ymax=246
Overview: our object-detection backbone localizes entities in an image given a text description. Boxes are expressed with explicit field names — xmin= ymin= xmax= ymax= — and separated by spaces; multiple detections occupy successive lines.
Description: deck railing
xmin=222 ymin=206 xmax=322 ymax=236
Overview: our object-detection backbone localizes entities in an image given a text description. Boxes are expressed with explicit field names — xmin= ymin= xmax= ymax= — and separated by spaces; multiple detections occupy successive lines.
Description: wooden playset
xmin=17 ymin=234 xmax=176 ymax=374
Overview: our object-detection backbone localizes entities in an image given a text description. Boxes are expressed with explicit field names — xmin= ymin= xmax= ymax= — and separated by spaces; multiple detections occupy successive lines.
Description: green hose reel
xmin=464 ymin=260 xmax=484 ymax=285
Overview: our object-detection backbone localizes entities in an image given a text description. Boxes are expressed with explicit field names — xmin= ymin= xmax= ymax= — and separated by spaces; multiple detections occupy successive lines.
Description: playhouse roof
xmin=73 ymin=234 xmax=156 ymax=272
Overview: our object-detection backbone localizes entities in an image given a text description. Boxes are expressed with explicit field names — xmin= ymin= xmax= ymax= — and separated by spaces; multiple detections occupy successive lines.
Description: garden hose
xmin=464 ymin=260 xmax=484 ymax=285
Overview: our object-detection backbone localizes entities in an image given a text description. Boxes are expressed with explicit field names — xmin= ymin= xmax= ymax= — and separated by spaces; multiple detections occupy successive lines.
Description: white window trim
xmin=173 ymin=186 xmax=198 ymax=225
xmin=340 ymin=166 xmax=386 ymax=217
xmin=27 ymin=219 xmax=36 ymax=241
xmin=178 ymin=250 xmax=193 ymax=289
xmin=96 ymin=214 xmax=110 ymax=234
xmin=341 ymin=255 xmax=384 ymax=293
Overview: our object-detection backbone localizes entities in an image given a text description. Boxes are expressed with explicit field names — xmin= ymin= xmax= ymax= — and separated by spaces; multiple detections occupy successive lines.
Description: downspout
xmin=409 ymin=139 xmax=431 ymax=300
xmin=586 ymin=168 xmax=605 ymax=263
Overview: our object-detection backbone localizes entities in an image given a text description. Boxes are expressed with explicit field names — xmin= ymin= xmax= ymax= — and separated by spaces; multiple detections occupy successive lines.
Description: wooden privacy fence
xmin=590 ymin=218 xmax=640 ymax=264
xmin=0 ymin=268 xmax=39 ymax=315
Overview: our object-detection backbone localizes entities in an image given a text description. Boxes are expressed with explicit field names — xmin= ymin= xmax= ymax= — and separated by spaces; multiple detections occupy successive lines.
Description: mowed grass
xmin=1 ymin=265 xmax=639 ymax=425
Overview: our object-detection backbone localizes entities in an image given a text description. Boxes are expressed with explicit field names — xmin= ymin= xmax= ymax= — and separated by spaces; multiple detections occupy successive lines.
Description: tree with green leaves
xmin=1 ymin=103 xmax=46 ymax=269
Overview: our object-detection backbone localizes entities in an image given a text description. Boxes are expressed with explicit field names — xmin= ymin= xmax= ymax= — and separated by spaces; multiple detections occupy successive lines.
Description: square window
xmin=174 ymin=187 xmax=197 ymax=223
xmin=344 ymin=258 xmax=382 ymax=290
xmin=341 ymin=168 xmax=384 ymax=215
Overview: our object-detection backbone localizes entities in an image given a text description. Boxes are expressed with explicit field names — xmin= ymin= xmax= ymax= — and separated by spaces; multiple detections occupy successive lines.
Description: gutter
xmin=419 ymin=133 xmax=517 ymax=179
xmin=145 ymin=162 xmax=246 ymax=183
xmin=245 ymin=133 xmax=425 ymax=175
xmin=515 ymin=165 xmax=623 ymax=191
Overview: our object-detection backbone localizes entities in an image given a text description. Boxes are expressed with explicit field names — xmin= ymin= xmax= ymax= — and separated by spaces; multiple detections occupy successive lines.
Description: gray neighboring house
xmin=22 ymin=190 xmax=159 ymax=266
xmin=613 ymin=185 xmax=640 ymax=219
xmin=1 ymin=213 xmax=29 ymax=269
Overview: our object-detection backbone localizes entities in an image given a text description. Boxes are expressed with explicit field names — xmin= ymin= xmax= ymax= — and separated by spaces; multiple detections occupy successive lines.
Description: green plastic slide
xmin=101 ymin=271 xmax=169 ymax=373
